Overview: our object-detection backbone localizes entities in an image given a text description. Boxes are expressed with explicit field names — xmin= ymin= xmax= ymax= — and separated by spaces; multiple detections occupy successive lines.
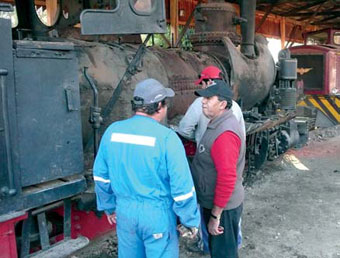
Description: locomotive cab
xmin=290 ymin=29 xmax=340 ymax=127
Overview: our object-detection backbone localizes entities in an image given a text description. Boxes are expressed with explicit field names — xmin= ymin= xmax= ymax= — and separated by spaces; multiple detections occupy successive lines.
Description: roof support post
xmin=46 ymin=0 xmax=58 ymax=26
xmin=280 ymin=17 xmax=286 ymax=49
xmin=170 ymin=0 xmax=179 ymax=47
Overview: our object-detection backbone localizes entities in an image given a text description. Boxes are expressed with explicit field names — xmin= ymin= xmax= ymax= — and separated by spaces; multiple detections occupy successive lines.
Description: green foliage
xmin=142 ymin=25 xmax=195 ymax=50
xmin=180 ymin=26 xmax=195 ymax=50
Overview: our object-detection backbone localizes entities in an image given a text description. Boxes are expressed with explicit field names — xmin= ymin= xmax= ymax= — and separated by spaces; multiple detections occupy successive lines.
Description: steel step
xmin=30 ymin=236 xmax=89 ymax=258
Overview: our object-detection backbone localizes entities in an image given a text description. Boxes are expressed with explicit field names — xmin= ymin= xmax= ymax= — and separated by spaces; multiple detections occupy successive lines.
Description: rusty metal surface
xmin=190 ymin=31 xmax=241 ymax=46
xmin=247 ymin=112 xmax=296 ymax=135
xmin=222 ymin=36 xmax=276 ymax=110
xmin=194 ymin=2 xmax=238 ymax=35
xmin=151 ymin=48 xmax=220 ymax=119
xmin=75 ymin=41 xmax=222 ymax=160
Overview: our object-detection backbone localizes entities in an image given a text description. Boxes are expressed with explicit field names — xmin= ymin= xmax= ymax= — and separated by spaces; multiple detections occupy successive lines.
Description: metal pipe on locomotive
xmin=0 ymin=0 xmax=304 ymax=257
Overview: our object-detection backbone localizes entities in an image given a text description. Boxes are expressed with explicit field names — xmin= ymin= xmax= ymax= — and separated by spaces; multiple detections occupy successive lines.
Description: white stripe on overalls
xmin=93 ymin=176 xmax=111 ymax=183
xmin=174 ymin=187 xmax=195 ymax=202
xmin=111 ymin=133 xmax=156 ymax=147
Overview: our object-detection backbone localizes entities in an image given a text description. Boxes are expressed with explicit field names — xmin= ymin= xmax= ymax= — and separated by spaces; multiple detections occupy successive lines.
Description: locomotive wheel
xmin=254 ymin=131 xmax=269 ymax=170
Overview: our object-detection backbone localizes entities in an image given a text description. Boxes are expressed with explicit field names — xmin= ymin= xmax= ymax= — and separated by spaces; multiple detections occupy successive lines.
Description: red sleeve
xmin=211 ymin=131 xmax=241 ymax=208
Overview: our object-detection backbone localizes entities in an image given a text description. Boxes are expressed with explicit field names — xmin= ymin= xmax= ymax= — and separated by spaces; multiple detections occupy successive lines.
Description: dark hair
xmin=131 ymin=97 xmax=168 ymax=115
xmin=197 ymin=75 xmax=210 ymax=85
xmin=218 ymin=96 xmax=232 ymax=109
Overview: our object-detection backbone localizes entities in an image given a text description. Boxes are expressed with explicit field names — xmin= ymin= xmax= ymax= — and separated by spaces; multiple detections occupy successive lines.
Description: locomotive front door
xmin=13 ymin=41 xmax=84 ymax=187
xmin=0 ymin=15 xmax=19 ymax=198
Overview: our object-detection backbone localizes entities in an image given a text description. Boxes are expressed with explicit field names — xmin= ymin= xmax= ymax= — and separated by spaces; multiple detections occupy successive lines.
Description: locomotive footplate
xmin=0 ymin=175 xmax=86 ymax=216
xmin=20 ymin=199 xmax=90 ymax=258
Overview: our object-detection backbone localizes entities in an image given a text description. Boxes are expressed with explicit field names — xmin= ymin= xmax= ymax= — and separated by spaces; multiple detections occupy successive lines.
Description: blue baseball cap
xmin=195 ymin=80 xmax=233 ymax=99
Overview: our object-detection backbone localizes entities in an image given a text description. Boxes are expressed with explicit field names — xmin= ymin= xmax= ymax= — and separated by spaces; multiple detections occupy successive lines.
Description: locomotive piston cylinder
xmin=279 ymin=59 xmax=297 ymax=80
xmin=279 ymin=87 xmax=297 ymax=110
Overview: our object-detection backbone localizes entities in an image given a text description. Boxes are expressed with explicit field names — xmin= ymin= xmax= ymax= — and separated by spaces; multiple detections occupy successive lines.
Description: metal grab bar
xmin=0 ymin=68 xmax=16 ymax=197
xmin=84 ymin=67 xmax=102 ymax=157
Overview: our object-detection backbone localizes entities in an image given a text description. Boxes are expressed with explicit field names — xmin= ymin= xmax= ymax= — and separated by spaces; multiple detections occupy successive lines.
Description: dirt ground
xmin=239 ymin=129 xmax=340 ymax=258
xmin=70 ymin=126 xmax=340 ymax=258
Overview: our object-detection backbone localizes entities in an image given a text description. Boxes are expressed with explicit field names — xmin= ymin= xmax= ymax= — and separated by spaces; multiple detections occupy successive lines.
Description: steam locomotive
xmin=0 ymin=0 xmax=303 ymax=257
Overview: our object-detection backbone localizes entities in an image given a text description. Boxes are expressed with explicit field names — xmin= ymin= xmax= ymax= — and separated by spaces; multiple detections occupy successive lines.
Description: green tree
xmin=142 ymin=25 xmax=195 ymax=50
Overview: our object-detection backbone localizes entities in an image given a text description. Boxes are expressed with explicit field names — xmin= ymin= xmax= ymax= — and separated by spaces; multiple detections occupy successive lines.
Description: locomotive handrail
xmin=101 ymin=33 xmax=152 ymax=121
xmin=84 ymin=67 xmax=99 ymax=107
xmin=84 ymin=67 xmax=102 ymax=157
xmin=84 ymin=34 xmax=152 ymax=153
xmin=0 ymin=68 xmax=16 ymax=197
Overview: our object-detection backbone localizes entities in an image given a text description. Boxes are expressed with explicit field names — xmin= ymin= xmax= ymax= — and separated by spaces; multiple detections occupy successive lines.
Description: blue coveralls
xmin=93 ymin=115 xmax=200 ymax=258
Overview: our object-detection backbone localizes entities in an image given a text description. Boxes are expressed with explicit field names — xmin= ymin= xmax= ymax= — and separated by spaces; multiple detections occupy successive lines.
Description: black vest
xmin=191 ymin=109 xmax=245 ymax=210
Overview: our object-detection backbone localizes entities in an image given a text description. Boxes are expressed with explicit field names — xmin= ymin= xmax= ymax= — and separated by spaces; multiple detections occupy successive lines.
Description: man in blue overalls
xmin=93 ymin=78 xmax=200 ymax=258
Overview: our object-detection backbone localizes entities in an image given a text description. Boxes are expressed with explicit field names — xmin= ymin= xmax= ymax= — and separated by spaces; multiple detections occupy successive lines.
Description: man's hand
xmin=208 ymin=217 xmax=224 ymax=235
xmin=208 ymin=205 xmax=224 ymax=235
xmin=106 ymin=213 xmax=116 ymax=225
xmin=177 ymin=224 xmax=198 ymax=239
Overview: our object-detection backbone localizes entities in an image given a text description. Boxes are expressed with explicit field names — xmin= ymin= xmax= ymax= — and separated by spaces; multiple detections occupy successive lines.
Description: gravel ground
xmin=70 ymin=126 xmax=340 ymax=258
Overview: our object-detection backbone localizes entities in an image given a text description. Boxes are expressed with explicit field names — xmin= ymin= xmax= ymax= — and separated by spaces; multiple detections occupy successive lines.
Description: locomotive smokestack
xmin=240 ymin=0 xmax=256 ymax=58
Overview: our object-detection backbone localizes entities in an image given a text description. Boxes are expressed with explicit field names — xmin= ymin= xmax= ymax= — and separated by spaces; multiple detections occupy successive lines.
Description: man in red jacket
xmin=191 ymin=79 xmax=245 ymax=258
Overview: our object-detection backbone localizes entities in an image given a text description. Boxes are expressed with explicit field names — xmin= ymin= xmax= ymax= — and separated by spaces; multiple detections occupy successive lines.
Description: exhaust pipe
xmin=240 ymin=0 xmax=256 ymax=58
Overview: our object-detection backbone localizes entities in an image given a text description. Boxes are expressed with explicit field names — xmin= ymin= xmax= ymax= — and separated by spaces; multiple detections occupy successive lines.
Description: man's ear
xmin=156 ymin=102 xmax=163 ymax=113
xmin=220 ymin=100 xmax=227 ymax=110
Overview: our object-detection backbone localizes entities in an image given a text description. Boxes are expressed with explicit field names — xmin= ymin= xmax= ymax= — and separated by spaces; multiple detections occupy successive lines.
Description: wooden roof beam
xmin=256 ymin=2 xmax=276 ymax=32
xmin=1 ymin=0 xmax=13 ymax=3
xmin=288 ymin=11 xmax=340 ymax=17
xmin=311 ymin=14 xmax=339 ymax=24
xmin=297 ymin=11 xmax=340 ymax=22
xmin=35 ymin=0 xmax=46 ymax=6
xmin=312 ymin=16 xmax=340 ymax=25
xmin=257 ymin=0 xmax=310 ymax=4
xmin=298 ymin=1 xmax=327 ymax=36
xmin=0 ymin=0 xmax=46 ymax=6
xmin=281 ymin=0 xmax=327 ymax=16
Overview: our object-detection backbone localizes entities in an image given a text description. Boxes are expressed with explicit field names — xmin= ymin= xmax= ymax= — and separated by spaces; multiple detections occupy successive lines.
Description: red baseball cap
xmin=194 ymin=66 xmax=222 ymax=85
